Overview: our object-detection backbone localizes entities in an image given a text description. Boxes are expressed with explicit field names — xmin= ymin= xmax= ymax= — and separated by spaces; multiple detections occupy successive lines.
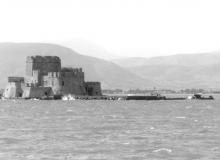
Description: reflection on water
xmin=0 ymin=98 xmax=219 ymax=159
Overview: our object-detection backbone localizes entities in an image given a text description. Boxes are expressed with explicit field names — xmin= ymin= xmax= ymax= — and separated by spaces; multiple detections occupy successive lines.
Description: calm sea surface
xmin=0 ymin=97 xmax=220 ymax=160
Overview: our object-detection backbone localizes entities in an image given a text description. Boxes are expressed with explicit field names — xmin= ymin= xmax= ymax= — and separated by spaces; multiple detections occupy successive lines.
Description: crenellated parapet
xmin=61 ymin=67 xmax=84 ymax=80
xmin=26 ymin=55 xmax=61 ymax=77
xmin=47 ymin=72 xmax=61 ymax=78
xmin=8 ymin=77 xmax=24 ymax=83
xmin=26 ymin=56 xmax=61 ymax=63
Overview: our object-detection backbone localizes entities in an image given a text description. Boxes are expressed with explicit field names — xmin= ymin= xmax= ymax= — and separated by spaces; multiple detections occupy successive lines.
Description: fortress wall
xmin=85 ymin=82 xmax=102 ymax=96
xmin=25 ymin=70 xmax=40 ymax=85
xmin=43 ymin=72 xmax=62 ymax=95
xmin=44 ymin=70 xmax=86 ymax=96
xmin=60 ymin=67 xmax=86 ymax=95
xmin=22 ymin=86 xmax=53 ymax=98
xmin=4 ymin=83 xmax=16 ymax=98
xmin=26 ymin=56 xmax=61 ymax=86
xmin=61 ymin=68 xmax=85 ymax=81
xmin=61 ymin=76 xmax=86 ymax=95
xmin=26 ymin=58 xmax=33 ymax=77
xmin=4 ymin=82 xmax=23 ymax=98
xmin=61 ymin=72 xmax=84 ymax=81
xmin=26 ymin=56 xmax=61 ymax=73
xmin=8 ymin=77 xmax=24 ymax=83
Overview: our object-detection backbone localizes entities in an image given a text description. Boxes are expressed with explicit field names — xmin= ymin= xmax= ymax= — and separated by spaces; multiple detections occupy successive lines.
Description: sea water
xmin=0 ymin=98 xmax=219 ymax=159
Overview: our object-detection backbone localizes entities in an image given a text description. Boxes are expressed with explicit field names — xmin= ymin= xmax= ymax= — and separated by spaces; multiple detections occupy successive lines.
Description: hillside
xmin=113 ymin=53 xmax=220 ymax=89
xmin=128 ymin=64 xmax=220 ymax=89
xmin=0 ymin=43 xmax=154 ymax=90
xmin=58 ymin=39 xmax=120 ymax=60
xmin=113 ymin=52 xmax=220 ymax=67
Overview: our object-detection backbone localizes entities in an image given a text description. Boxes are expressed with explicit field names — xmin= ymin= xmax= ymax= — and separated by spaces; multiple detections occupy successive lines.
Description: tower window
xmin=62 ymin=81 xmax=64 ymax=86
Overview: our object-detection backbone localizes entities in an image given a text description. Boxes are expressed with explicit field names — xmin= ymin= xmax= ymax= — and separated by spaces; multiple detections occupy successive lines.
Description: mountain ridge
xmin=112 ymin=53 xmax=220 ymax=89
xmin=113 ymin=52 xmax=220 ymax=67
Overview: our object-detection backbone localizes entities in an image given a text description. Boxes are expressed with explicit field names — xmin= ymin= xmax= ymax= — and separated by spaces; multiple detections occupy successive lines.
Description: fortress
xmin=4 ymin=56 xmax=102 ymax=99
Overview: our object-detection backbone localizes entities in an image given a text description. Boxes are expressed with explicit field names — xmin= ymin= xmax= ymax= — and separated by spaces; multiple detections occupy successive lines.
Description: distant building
xmin=3 ymin=56 xmax=102 ymax=99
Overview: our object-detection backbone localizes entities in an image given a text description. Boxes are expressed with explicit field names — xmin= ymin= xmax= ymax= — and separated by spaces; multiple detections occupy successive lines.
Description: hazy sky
xmin=1 ymin=0 xmax=220 ymax=58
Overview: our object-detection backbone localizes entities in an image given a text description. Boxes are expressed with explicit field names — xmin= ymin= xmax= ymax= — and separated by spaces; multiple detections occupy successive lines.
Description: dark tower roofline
xmin=26 ymin=56 xmax=61 ymax=63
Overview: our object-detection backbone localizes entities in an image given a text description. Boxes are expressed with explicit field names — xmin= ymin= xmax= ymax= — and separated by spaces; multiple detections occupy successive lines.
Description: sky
xmin=0 ymin=0 xmax=220 ymax=59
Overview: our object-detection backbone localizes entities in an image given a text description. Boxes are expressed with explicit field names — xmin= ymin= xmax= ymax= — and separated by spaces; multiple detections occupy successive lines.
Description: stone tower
xmin=25 ymin=56 xmax=61 ymax=86
xmin=60 ymin=67 xmax=86 ymax=95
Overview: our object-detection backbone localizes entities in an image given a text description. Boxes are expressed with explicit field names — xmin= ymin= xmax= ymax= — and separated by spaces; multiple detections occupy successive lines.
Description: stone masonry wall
xmin=22 ymin=86 xmax=53 ymax=98
xmin=4 ymin=82 xmax=23 ymax=98
xmin=26 ymin=56 xmax=61 ymax=86
xmin=85 ymin=82 xmax=102 ymax=96
xmin=60 ymin=69 xmax=86 ymax=95
xmin=43 ymin=72 xmax=62 ymax=95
